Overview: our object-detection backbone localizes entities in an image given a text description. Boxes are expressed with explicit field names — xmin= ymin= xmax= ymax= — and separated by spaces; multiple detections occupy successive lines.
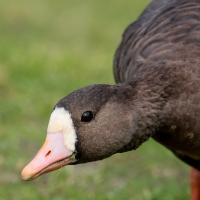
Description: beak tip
xmin=21 ymin=165 xmax=33 ymax=181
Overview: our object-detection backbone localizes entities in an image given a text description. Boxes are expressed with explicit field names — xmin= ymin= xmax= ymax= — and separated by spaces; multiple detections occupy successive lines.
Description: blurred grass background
xmin=0 ymin=0 xmax=190 ymax=199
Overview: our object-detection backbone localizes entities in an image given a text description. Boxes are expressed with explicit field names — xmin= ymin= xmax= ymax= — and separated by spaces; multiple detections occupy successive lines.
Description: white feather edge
xmin=47 ymin=107 xmax=77 ymax=152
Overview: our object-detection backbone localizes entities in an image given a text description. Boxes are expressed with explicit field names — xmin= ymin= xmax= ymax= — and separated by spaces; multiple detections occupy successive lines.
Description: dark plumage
xmin=22 ymin=0 xmax=200 ymax=198
xmin=115 ymin=0 xmax=200 ymax=169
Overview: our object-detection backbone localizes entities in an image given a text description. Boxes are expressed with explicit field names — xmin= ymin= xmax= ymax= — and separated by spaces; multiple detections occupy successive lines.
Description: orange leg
xmin=191 ymin=168 xmax=200 ymax=200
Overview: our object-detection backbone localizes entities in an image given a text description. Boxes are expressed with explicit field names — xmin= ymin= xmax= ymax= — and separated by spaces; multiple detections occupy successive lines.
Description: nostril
xmin=45 ymin=150 xmax=51 ymax=157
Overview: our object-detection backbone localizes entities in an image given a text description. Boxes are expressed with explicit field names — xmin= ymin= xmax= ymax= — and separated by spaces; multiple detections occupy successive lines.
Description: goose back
xmin=114 ymin=0 xmax=200 ymax=83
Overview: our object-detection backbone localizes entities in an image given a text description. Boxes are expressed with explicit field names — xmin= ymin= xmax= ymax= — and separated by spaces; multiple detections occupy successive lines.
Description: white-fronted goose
xmin=22 ymin=0 xmax=200 ymax=199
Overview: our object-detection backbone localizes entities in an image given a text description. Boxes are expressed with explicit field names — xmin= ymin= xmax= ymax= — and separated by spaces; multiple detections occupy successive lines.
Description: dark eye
xmin=81 ymin=111 xmax=94 ymax=122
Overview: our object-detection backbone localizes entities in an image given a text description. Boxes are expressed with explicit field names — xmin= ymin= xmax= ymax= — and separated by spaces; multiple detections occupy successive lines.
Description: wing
xmin=113 ymin=0 xmax=200 ymax=83
xmin=113 ymin=0 xmax=178 ymax=83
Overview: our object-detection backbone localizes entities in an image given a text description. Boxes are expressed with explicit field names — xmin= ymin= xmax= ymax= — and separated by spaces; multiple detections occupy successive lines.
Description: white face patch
xmin=47 ymin=107 xmax=77 ymax=152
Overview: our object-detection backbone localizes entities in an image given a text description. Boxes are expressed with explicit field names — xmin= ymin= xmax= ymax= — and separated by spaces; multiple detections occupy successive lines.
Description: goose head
xmin=21 ymin=84 xmax=138 ymax=180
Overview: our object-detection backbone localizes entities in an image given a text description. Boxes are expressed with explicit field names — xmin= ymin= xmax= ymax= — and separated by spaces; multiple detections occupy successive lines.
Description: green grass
xmin=0 ymin=0 xmax=190 ymax=199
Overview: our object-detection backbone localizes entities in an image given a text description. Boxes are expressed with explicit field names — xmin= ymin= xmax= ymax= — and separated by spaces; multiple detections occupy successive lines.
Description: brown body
xmin=114 ymin=0 xmax=200 ymax=165
xmin=114 ymin=1 xmax=200 ymax=199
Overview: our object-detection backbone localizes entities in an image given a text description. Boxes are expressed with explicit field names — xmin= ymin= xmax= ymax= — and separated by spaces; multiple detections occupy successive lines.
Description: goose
xmin=21 ymin=0 xmax=200 ymax=199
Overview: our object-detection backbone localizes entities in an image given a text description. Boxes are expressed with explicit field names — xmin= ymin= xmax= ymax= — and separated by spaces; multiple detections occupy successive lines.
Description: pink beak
xmin=21 ymin=132 xmax=75 ymax=181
